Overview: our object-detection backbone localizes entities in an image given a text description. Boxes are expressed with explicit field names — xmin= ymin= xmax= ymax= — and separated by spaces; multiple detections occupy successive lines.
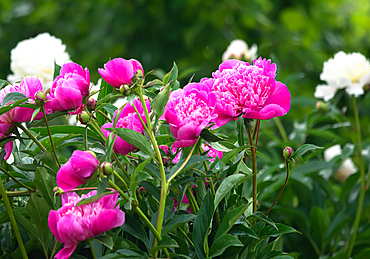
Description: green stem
xmin=202 ymin=161 xmax=220 ymax=227
xmin=109 ymin=180 xmax=129 ymax=202
xmin=112 ymin=153 xmax=130 ymax=179
xmin=42 ymin=106 xmax=60 ymax=168
xmin=347 ymin=96 xmax=366 ymax=258
xmin=113 ymin=170 xmax=131 ymax=197
xmin=0 ymin=189 xmax=36 ymax=198
xmin=0 ymin=166 xmax=33 ymax=191
xmin=273 ymin=117 xmax=289 ymax=142
xmin=186 ymin=187 xmax=199 ymax=213
xmin=88 ymin=239 xmax=97 ymax=259
xmin=16 ymin=123 xmax=47 ymax=152
xmin=90 ymin=119 xmax=107 ymax=141
xmin=264 ymin=160 xmax=290 ymax=216
xmin=0 ymin=177 xmax=28 ymax=259
xmin=247 ymin=126 xmax=258 ymax=213
xmin=98 ymin=110 xmax=112 ymax=122
xmin=178 ymin=227 xmax=194 ymax=247
xmin=49 ymin=239 xmax=58 ymax=259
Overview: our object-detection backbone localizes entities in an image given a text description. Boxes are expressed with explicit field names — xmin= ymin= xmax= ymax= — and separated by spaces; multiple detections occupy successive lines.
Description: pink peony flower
xmin=201 ymin=143 xmax=223 ymax=162
xmin=50 ymin=62 xmax=90 ymax=112
xmin=101 ymin=98 xmax=150 ymax=155
xmin=210 ymin=58 xmax=290 ymax=126
xmin=173 ymin=191 xmax=193 ymax=213
xmin=162 ymin=82 xmax=217 ymax=149
xmin=0 ymin=134 xmax=13 ymax=160
xmin=98 ymin=58 xmax=144 ymax=88
xmin=48 ymin=191 xmax=125 ymax=259
xmin=57 ymin=150 xmax=99 ymax=191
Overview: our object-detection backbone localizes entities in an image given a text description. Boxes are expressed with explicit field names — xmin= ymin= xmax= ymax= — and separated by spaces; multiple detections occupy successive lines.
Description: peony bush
xmin=1 ymin=36 xmax=370 ymax=259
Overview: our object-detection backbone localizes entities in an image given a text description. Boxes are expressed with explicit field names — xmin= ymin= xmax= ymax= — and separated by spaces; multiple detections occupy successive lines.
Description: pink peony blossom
xmin=50 ymin=62 xmax=90 ymax=112
xmin=48 ymin=191 xmax=125 ymax=259
xmin=57 ymin=150 xmax=99 ymax=191
xmin=172 ymin=143 xmax=223 ymax=164
xmin=101 ymin=98 xmax=150 ymax=155
xmin=98 ymin=58 xmax=144 ymax=88
xmin=162 ymin=82 xmax=217 ymax=149
xmin=0 ymin=134 xmax=13 ymax=160
xmin=210 ymin=58 xmax=290 ymax=126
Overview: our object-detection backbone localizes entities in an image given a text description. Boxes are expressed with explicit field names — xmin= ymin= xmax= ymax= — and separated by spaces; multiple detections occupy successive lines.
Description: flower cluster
xmin=48 ymin=191 xmax=125 ymax=259
xmin=161 ymin=58 xmax=291 ymax=147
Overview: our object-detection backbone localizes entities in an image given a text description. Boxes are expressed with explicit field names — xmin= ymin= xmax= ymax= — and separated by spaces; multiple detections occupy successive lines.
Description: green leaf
xmin=292 ymin=144 xmax=323 ymax=159
xmin=2 ymin=92 xmax=27 ymax=106
xmin=259 ymin=223 xmax=300 ymax=238
xmin=123 ymin=214 xmax=150 ymax=249
xmin=40 ymin=151 xmax=59 ymax=174
xmin=309 ymin=206 xmax=330 ymax=249
xmin=29 ymin=106 xmax=41 ymax=123
xmin=97 ymin=177 xmax=109 ymax=195
xmin=106 ymin=127 xmax=154 ymax=156
xmin=163 ymin=62 xmax=178 ymax=88
xmin=152 ymin=81 xmax=170 ymax=120
xmin=149 ymin=235 xmax=178 ymax=255
xmin=94 ymin=234 xmax=114 ymax=250
xmin=53 ymin=61 xmax=61 ymax=79
xmin=76 ymin=192 xmax=115 ymax=207
xmin=192 ymin=191 xmax=214 ymax=259
xmin=0 ymin=79 xmax=9 ymax=89
xmin=248 ymin=212 xmax=278 ymax=230
xmin=221 ymin=145 xmax=250 ymax=164
xmin=200 ymin=128 xmax=226 ymax=142
xmin=214 ymin=203 xmax=251 ymax=240
xmin=209 ymin=234 xmax=243 ymax=258
xmin=34 ymin=167 xmax=56 ymax=209
xmin=0 ymin=97 xmax=29 ymax=116
xmin=214 ymin=174 xmax=247 ymax=209
xmin=29 ymin=111 xmax=70 ymax=127
xmin=162 ymin=214 xmax=197 ymax=236
xmin=31 ymin=125 xmax=99 ymax=139
xmin=208 ymin=142 xmax=233 ymax=152
xmin=169 ymin=155 xmax=210 ymax=179
xmin=131 ymin=157 xmax=152 ymax=200
xmin=229 ymin=224 xmax=260 ymax=240
xmin=25 ymin=194 xmax=53 ymax=257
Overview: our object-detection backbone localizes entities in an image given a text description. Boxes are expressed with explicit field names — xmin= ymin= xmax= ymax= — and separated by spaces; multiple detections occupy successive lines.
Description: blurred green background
xmin=1 ymin=0 xmax=370 ymax=100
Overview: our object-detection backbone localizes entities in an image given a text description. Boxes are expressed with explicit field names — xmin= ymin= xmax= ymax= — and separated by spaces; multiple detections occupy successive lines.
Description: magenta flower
xmin=201 ymin=143 xmax=223 ymax=162
xmin=57 ymin=150 xmax=99 ymax=191
xmin=48 ymin=191 xmax=125 ymax=259
xmin=211 ymin=58 xmax=291 ymax=126
xmin=101 ymin=98 xmax=150 ymax=155
xmin=173 ymin=193 xmax=192 ymax=213
xmin=162 ymin=82 xmax=217 ymax=149
xmin=0 ymin=134 xmax=13 ymax=160
xmin=98 ymin=58 xmax=144 ymax=88
xmin=50 ymin=62 xmax=90 ymax=111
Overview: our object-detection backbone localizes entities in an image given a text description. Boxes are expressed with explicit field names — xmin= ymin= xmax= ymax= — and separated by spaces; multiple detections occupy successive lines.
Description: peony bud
xmin=100 ymin=161 xmax=113 ymax=176
xmin=34 ymin=91 xmax=46 ymax=106
xmin=53 ymin=186 xmax=64 ymax=196
xmin=283 ymin=147 xmax=294 ymax=160
xmin=86 ymin=98 xmax=97 ymax=111
xmin=119 ymin=84 xmax=131 ymax=96
xmin=78 ymin=111 xmax=90 ymax=124
xmin=316 ymin=101 xmax=328 ymax=112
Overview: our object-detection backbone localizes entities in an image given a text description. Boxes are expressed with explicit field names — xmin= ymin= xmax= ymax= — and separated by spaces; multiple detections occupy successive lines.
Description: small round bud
xmin=316 ymin=101 xmax=328 ymax=113
xmin=34 ymin=91 xmax=46 ymax=106
xmin=86 ymin=98 xmax=97 ymax=111
xmin=100 ymin=162 xmax=114 ymax=176
xmin=119 ymin=85 xmax=131 ymax=96
xmin=138 ymin=187 xmax=148 ymax=197
xmin=78 ymin=111 xmax=90 ymax=124
xmin=84 ymin=150 xmax=97 ymax=159
xmin=162 ymin=157 xmax=170 ymax=165
xmin=283 ymin=147 xmax=294 ymax=160
xmin=53 ymin=186 xmax=64 ymax=196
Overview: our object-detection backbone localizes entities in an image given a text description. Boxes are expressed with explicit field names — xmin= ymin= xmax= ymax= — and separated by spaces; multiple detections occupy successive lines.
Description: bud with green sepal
xmin=283 ymin=147 xmax=294 ymax=161
xmin=100 ymin=161 xmax=113 ymax=176
xmin=34 ymin=91 xmax=46 ymax=106
xmin=86 ymin=98 xmax=97 ymax=111
xmin=78 ymin=111 xmax=91 ymax=124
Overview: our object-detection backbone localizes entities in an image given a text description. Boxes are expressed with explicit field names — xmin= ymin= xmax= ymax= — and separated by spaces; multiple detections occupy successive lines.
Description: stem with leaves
xmin=347 ymin=96 xmax=366 ymax=258
xmin=42 ymin=106 xmax=60 ymax=168
xmin=0 ymin=176 xmax=28 ymax=259
xmin=247 ymin=121 xmax=258 ymax=213
xmin=16 ymin=123 xmax=47 ymax=152
xmin=88 ymin=239 xmax=97 ymax=259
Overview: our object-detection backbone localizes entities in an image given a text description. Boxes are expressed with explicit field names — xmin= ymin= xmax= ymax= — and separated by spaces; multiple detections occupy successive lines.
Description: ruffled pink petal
xmin=54 ymin=243 xmax=78 ymax=259
xmin=172 ymin=139 xmax=197 ymax=149
xmin=90 ymin=209 xmax=124 ymax=237
xmin=177 ymin=124 xmax=198 ymax=141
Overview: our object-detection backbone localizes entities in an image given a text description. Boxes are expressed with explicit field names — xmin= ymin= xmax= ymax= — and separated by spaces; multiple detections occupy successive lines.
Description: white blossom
xmin=315 ymin=51 xmax=370 ymax=101
xmin=7 ymin=32 xmax=71 ymax=90
xmin=324 ymin=144 xmax=356 ymax=183
xmin=222 ymin=39 xmax=258 ymax=62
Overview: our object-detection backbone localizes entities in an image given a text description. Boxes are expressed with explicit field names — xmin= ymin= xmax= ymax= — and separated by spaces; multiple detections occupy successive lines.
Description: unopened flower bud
xmin=162 ymin=157 xmax=170 ymax=165
xmin=53 ymin=186 xmax=64 ymax=196
xmin=100 ymin=162 xmax=113 ymax=176
xmin=316 ymin=101 xmax=328 ymax=113
xmin=138 ymin=187 xmax=148 ymax=197
xmin=86 ymin=98 xmax=97 ymax=111
xmin=84 ymin=150 xmax=97 ymax=159
xmin=34 ymin=91 xmax=46 ymax=106
xmin=283 ymin=147 xmax=294 ymax=160
xmin=78 ymin=111 xmax=90 ymax=124
xmin=119 ymin=85 xmax=131 ymax=96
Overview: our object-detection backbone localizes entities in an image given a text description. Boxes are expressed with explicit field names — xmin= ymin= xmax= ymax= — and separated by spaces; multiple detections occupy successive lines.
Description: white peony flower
xmin=222 ymin=39 xmax=258 ymax=62
xmin=7 ymin=32 xmax=71 ymax=90
xmin=324 ymin=144 xmax=357 ymax=183
xmin=315 ymin=51 xmax=370 ymax=101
